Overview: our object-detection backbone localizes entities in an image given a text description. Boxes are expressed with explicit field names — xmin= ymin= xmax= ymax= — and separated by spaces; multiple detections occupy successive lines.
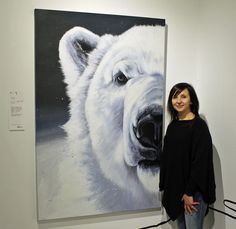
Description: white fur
xmin=57 ymin=25 xmax=165 ymax=216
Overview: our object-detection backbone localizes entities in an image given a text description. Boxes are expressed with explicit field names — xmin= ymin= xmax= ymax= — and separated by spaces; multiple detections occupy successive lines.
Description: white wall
xmin=1 ymin=0 xmax=235 ymax=228
xmin=196 ymin=0 xmax=236 ymax=228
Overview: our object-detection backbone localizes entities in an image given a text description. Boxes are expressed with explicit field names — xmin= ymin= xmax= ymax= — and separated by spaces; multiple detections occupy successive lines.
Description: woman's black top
xmin=159 ymin=116 xmax=216 ymax=220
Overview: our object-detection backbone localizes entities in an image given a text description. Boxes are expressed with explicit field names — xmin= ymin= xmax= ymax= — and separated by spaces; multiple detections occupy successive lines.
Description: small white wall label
xmin=9 ymin=91 xmax=25 ymax=131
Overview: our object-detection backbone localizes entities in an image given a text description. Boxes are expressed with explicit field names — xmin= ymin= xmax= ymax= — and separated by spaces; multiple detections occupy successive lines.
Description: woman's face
xmin=171 ymin=88 xmax=192 ymax=114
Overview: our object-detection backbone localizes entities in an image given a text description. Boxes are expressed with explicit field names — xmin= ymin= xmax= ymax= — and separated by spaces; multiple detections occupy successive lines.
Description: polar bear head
xmin=59 ymin=25 xmax=165 ymax=199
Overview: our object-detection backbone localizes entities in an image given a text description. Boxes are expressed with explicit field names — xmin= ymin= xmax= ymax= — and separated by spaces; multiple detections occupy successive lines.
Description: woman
xmin=159 ymin=83 xmax=216 ymax=229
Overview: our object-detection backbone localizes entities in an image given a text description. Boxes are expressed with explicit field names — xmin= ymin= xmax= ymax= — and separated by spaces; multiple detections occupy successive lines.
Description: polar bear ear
xmin=59 ymin=27 xmax=100 ymax=87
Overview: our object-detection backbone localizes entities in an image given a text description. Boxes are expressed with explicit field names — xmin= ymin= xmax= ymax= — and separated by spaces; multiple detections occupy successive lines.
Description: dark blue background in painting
xmin=35 ymin=9 xmax=165 ymax=135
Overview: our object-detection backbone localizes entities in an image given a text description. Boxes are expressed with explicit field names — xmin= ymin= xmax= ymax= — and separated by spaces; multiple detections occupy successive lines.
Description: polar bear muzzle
xmin=133 ymin=106 xmax=163 ymax=164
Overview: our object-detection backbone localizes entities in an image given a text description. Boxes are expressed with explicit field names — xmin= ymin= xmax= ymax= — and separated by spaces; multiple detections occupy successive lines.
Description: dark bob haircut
xmin=167 ymin=82 xmax=199 ymax=120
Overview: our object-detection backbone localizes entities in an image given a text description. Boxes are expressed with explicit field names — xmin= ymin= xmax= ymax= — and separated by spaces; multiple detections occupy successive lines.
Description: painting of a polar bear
xmin=35 ymin=10 xmax=165 ymax=220
xmin=58 ymin=25 xmax=165 ymax=215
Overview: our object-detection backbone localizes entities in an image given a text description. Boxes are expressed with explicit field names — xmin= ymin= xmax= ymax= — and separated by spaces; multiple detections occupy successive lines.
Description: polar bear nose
xmin=134 ymin=113 xmax=163 ymax=160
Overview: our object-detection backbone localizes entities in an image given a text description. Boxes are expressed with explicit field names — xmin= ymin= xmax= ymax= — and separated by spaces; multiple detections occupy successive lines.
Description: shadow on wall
xmin=204 ymin=144 xmax=226 ymax=229
xmin=202 ymin=114 xmax=226 ymax=229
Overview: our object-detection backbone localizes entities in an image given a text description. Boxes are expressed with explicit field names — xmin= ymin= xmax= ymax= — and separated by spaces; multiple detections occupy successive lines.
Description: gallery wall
xmin=196 ymin=1 xmax=236 ymax=228
xmin=0 ymin=0 xmax=235 ymax=228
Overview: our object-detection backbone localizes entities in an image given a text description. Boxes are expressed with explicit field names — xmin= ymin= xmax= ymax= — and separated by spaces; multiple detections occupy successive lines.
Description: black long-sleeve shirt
xmin=159 ymin=116 xmax=216 ymax=220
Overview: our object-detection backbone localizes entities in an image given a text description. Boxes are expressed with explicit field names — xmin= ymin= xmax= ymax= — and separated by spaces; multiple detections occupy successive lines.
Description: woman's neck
xmin=178 ymin=111 xmax=195 ymax=120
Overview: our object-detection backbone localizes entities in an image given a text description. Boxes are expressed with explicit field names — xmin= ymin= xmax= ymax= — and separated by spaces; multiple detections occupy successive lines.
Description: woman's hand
xmin=182 ymin=194 xmax=199 ymax=215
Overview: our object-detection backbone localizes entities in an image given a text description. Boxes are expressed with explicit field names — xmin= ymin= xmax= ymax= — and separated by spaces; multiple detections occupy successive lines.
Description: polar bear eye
xmin=115 ymin=71 xmax=128 ymax=85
